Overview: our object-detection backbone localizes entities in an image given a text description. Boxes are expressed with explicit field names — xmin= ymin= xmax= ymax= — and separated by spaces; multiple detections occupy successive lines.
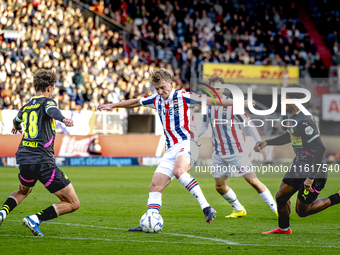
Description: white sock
xmin=29 ymin=214 xmax=40 ymax=223
xmin=178 ymin=173 xmax=210 ymax=210
xmin=0 ymin=209 xmax=7 ymax=220
xmin=280 ymin=227 xmax=290 ymax=231
xmin=222 ymin=189 xmax=244 ymax=211
xmin=147 ymin=192 xmax=162 ymax=213
xmin=259 ymin=189 xmax=277 ymax=213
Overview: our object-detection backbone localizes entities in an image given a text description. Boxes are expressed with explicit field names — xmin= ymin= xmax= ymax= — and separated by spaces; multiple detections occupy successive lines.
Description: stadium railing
xmin=67 ymin=0 xmax=157 ymax=52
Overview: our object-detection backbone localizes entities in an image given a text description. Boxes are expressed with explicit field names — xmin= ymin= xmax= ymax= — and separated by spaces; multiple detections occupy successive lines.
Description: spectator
xmin=89 ymin=0 xmax=105 ymax=15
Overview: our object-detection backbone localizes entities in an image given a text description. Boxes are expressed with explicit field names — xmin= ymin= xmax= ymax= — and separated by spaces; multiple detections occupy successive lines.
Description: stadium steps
xmin=297 ymin=4 xmax=333 ymax=68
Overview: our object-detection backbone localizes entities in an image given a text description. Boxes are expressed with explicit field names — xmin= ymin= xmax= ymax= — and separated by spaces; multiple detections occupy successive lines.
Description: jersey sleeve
xmin=140 ymin=94 xmax=157 ymax=109
xmin=182 ymin=92 xmax=202 ymax=107
xmin=15 ymin=107 xmax=24 ymax=123
xmin=299 ymin=117 xmax=320 ymax=144
xmin=44 ymin=99 xmax=65 ymax=122
xmin=44 ymin=99 xmax=59 ymax=113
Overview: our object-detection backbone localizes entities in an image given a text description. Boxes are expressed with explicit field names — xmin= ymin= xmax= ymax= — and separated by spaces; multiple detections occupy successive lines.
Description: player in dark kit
xmin=254 ymin=84 xmax=340 ymax=234
xmin=0 ymin=69 xmax=80 ymax=236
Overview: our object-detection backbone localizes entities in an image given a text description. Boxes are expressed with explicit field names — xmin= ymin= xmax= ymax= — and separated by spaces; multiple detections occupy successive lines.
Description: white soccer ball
xmin=140 ymin=211 xmax=163 ymax=233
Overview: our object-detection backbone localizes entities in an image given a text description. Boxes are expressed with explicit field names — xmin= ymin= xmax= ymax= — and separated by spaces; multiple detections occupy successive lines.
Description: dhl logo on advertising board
xmin=203 ymin=63 xmax=299 ymax=84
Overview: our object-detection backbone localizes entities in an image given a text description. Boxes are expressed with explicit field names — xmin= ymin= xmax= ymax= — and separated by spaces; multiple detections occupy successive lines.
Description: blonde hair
xmin=208 ymin=74 xmax=224 ymax=86
xmin=149 ymin=68 xmax=172 ymax=84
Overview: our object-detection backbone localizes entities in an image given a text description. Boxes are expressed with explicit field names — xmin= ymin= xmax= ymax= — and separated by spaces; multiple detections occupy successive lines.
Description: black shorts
xmin=282 ymin=176 xmax=327 ymax=204
xmin=18 ymin=163 xmax=71 ymax=193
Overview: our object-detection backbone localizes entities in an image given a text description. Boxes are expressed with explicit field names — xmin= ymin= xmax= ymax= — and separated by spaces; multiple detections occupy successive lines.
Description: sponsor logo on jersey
xmin=23 ymin=103 xmax=41 ymax=111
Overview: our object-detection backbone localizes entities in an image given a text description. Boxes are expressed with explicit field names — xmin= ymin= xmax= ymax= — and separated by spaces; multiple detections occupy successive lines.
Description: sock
xmin=259 ymin=189 xmax=277 ymax=213
xmin=222 ymin=189 xmax=244 ymax=211
xmin=328 ymin=192 xmax=340 ymax=206
xmin=36 ymin=206 xmax=58 ymax=222
xmin=1 ymin=197 xmax=18 ymax=218
xmin=147 ymin=192 xmax=162 ymax=213
xmin=178 ymin=173 xmax=209 ymax=210
xmin=278 ymin=215 xmax=290 ymax=230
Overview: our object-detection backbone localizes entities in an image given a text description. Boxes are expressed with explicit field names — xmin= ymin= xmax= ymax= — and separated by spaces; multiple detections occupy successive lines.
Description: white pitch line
xmin=42 ymin=221 xmax=238 ymax=245
xmin=0 ymin=234 xmax=229 ymax=246
xmin=6 ymin=220 xmax=340 ymax=248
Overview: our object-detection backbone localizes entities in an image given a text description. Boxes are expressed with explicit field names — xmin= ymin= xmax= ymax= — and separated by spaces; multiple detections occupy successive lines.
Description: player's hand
xmin=244 ymin=100 xmax=255 ymax=109
xmin=254 ymin=141 xmax=267 ymax=152
xmin=304 ymin=178 xmax=314 ymax=193
xmin=11 ymin=127 xmax=22 ymax=134
xmin=63 ymin=118 xmax=74 ymax=127
xmin=97 ymin=104 xmax=113 ymax=111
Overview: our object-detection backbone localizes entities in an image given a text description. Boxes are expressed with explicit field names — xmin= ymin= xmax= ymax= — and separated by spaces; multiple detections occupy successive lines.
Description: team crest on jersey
xmin=305 ymin=126 xmax=313 ymax=135
xmin=47 ymin=100 xmax=55 ymax=106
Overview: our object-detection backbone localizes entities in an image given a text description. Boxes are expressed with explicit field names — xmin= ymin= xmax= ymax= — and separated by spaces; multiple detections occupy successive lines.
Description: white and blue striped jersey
xmin=140 ymin=89 xmax=201 ymax=150
xmin=199 ymin=96 xmax=261 ymax=156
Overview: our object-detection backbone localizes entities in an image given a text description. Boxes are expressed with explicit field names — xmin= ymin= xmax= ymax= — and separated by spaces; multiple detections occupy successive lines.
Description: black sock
xmin=1 ymin=197 xmax=17 ymax=215
xmin=36 ymin=206 xmax=58 ymax=222
xmin=278 ymin=216 xmax=290 ymax=229
xmin=328 ymin=193 xmax=340 ymax=206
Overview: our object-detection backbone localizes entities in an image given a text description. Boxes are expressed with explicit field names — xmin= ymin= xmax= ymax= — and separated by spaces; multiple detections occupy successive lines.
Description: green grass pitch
xmin=1 ymin=166 xmax=340 ymax=254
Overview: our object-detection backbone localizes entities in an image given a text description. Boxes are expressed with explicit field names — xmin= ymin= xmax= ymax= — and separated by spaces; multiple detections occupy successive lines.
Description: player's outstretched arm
xmin=254 ymin=132 xmax=291 ymax=152
xmin=97 ymin=98 xmax=141 ymax=111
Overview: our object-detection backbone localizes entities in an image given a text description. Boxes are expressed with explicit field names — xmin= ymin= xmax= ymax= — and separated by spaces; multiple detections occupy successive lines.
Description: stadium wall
xmin=0 ymin=135 xmax=339 ymax=167
xmin=0 ymin=134 xmax=163 ymax=157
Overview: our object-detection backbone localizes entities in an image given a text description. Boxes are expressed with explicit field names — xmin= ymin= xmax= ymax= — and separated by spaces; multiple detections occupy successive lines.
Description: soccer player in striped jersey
xmin=98 ymin=68 xmax=250 ymax=230
xmin=198 ymin=75 xmax=277 ymax=218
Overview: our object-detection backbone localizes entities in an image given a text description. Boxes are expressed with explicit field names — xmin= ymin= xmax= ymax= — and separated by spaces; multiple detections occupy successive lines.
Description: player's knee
xmin=173 ymin=168 xmax=185 ymax=179
xmin=296 ymin=207 xmax=308 ymax=217
xmin=215 ymin=184 xmax=224 ymax=194
xmin=71 ymin=199 xmax=80 ymax=211
xmin=276 ymin=192 xmax=286 ymax=204
xmin=18 ymin=187 xmax=32 ymax=196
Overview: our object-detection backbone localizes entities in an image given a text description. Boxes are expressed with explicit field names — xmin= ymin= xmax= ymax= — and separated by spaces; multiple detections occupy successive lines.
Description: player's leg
xmin=215 ymin=176 xmax=246 ymax=218
xmin=295 ymin=178 xmax=340 ymax=217
xmin=0 ymin=184 xmax=33 ymax=225
xmin=147 ymin=172 xmax=172 ymax=213
xmin=262 ymin=181 xmax=298 ymax=234
xmin=1 ymin=164 xmax=38 ymax=225
xmin=243 ymin=172 xmax=277 ymax=215
xmin=173 ymin=150 xmax=215 ymax=223
xmin=128 ymin=160 xmax=173 ymax=231
xmin=23 ymin=165 xmax=78 ymax=236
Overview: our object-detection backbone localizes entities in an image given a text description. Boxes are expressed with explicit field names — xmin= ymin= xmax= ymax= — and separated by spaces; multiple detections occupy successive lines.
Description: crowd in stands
xmin=0 ymin=0 xmax=329 ymax=111
xmin=97 ymin=0 xmax=325 ymax=77
xmin=0 ymin=0 xmax=168 ymax=113
xmin=309 ymin=0 xmax=340 ymax=67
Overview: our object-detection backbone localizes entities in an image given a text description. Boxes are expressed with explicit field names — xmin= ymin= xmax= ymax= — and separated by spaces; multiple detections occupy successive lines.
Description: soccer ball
xmin=140 ymin=212 xmax=163 ymax=233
